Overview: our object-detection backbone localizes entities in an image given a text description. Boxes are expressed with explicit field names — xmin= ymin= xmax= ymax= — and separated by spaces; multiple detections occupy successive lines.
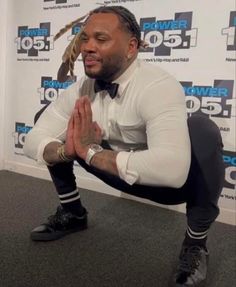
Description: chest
xmin=91 ymin=93 xmax=146 ymax=144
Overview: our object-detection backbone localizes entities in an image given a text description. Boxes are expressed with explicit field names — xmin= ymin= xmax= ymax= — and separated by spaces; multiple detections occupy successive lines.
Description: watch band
xmin=85 ymin=144 xmax=103 ymax=165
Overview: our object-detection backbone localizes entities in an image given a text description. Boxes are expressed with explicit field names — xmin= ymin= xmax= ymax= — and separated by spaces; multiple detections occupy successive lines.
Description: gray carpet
xmin=0 ymin=170 xmax=235 ymax=287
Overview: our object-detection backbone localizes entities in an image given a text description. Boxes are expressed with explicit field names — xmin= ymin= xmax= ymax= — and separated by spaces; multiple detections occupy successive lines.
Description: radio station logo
xmin=15 ymin=23 xmax=53 ymax=57
xmin=44 ymin=0 xmax=67 ymax=3
xmin=101 ymin=0 xmax=142 ymax=4
xmin=140 ymin=12 xmax=197 ymax=57
xmin=223 ymin=150 xmax=236 ymax=190
xmin=67 ymin=23 xmax=82 ymax=42
xmin=222 ymin=11 xmax=236 ymax=51
xmin=38 ymin=76 xmax=76 ymax=105
xmin=43 ymin=0 xmax=80 ymax=10
xmin=181 ymin=80 xmax=235 ymax=118
xmin=13 ymin=122 xmax=32 ymax=151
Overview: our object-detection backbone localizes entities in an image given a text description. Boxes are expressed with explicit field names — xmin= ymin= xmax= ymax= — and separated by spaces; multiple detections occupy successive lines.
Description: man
xmin=24 ymin=6 xmax=224 ymax=286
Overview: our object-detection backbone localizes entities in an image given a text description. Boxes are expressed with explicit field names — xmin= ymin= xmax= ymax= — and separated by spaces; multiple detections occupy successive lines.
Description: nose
xmin=81 ymin=38 xmax=97 ymax=53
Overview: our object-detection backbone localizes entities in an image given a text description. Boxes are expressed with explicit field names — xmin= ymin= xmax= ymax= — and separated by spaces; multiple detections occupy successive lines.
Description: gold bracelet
xmin=57 ymin=145 xmax=74 ymax=162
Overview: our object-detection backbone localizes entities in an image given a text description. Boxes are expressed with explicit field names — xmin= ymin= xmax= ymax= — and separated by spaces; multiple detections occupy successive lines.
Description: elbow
xmin=23 ymin=131 xmax=35 ymax=160
xmin=23 ymin=133 xmax=29 ymax=156
xmin=140 ymin=155 xmax=191 ymax=188
xmin=167 ymin=168 xmax=189 ymax=188
xmin=165 ymin=155 xmax=191 ymax=188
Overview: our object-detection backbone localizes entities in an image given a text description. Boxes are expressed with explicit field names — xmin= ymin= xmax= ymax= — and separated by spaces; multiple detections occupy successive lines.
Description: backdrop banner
xmin=4 ymin=0 xmax=236 ymax=224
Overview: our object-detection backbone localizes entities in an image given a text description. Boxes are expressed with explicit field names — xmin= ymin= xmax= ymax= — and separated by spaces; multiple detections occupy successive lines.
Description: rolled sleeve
xmin=116 ymin=151 xmax=139 ymax=185
xmin=37 ymin=137 xmax=62 ymax=165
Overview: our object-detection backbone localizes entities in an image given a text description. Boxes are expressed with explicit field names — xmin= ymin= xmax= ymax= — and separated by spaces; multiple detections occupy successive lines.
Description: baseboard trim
xmin=4 ymin=160 xmax=236 ymax=226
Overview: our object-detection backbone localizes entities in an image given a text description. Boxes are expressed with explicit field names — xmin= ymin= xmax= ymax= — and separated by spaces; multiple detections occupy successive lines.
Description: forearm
xmin=126 ymin=147 xmax=191 ymax=187
xmin=44 ymin=140 xmax=120 ymax=177
xmin=43 ymin=142 xmax=72 ymax=165
xmin=24 ymin=83 xmax=80 ymax=164
xmin=89 ymin=149 xmax=120 ymax=177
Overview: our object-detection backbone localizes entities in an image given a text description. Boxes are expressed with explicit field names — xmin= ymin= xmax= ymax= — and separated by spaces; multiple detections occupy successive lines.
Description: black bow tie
xmin=94 ymin=80 xmax=119 ymax=99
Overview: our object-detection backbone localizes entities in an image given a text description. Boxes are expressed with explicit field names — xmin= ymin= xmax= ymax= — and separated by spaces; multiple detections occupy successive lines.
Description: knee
xmin=188 ymin=115 xmax=223 ymax=149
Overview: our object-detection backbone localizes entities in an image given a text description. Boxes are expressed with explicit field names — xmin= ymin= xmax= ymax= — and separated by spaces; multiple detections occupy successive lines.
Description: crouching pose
xmin=24 ymin=6 xmax=224 ymax=286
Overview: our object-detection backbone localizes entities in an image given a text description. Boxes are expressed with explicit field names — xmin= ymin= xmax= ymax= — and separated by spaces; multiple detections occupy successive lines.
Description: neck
xmin=109 ymin=56 xmax=137 ymax=82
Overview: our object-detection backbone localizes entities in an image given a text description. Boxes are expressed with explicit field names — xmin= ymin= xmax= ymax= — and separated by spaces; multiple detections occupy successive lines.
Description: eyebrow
xmin=80 ymin=30 xmax=111 ymax=38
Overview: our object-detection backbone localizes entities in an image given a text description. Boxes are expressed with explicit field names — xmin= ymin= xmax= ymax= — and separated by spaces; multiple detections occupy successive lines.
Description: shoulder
xmin=135 ymin=59 xmax=170 ymax=79
xmin=133 ymin=59 xmax=183 ymax=95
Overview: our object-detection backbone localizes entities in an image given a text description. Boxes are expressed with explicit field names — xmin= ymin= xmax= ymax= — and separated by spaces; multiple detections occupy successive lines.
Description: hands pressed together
xmin=64 ymin=96 xmax=102 ymax=161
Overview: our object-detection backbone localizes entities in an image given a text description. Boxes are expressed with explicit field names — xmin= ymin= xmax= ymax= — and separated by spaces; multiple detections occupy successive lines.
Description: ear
xmin=126 ymin=37 xmax=138 ymax=59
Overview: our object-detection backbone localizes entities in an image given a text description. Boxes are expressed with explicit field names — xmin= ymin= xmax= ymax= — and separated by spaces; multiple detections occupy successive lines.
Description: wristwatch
xmin=85 ymin=144 xmax=103 ymax=165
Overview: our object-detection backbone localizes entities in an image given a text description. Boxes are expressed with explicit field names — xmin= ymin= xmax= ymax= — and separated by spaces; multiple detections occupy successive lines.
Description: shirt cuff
xmin=116 ymin=151 xmax=139 ymax=185
xmin=37 ymin=137 xmax=63 ymax=165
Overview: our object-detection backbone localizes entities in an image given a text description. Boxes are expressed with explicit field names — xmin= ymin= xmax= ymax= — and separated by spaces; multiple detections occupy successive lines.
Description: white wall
xmin=2 ymin=0 xmax=236 ymax=225
xmin=0 ymin=0 xmax=7 ymax=170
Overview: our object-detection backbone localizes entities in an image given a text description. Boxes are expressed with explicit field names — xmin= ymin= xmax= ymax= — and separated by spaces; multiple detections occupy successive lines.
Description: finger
xmin=74 ymin=99 xmax=79 ymax=109
xmin=73 ymin=108 xmax=81 ymax=133
xmin=78 ymin=98 xmax=87 ymax=131
xmin=92 ymin=121 xmax=102 ymax=143
xmin=92 ymin=121 xmax=102 ymax=134
xmin=84 ymin=96 xmax=92 ymax=123
xmin=68 ymin=113 xmax=74 ymax=128
xmin=74 ymin=97 xmax=83 ymax=109
xmin=66 ymin=113 xmax=74 ymax=137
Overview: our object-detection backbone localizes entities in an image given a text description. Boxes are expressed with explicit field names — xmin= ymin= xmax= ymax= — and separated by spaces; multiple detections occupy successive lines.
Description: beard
xmin=83 ymin=54 xmax=125 ymax=81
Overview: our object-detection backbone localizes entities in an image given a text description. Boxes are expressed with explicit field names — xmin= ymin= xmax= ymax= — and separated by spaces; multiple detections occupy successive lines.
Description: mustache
xmin=82 ymin=53 xmax=101 ymax=61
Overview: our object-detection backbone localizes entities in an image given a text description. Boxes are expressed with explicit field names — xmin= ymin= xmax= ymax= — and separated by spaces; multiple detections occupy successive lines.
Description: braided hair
xmin=89 ymin=6 xmax=142 ymax=48
xmin=54 ymin=13 xmax=88 ymax=80
xmin=55 ymin=6 xmax=148 ymax=80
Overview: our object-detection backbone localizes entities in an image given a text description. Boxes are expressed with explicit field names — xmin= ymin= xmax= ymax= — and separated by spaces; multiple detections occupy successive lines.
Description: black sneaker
xmin=175 ymin=245 xmax=209 ymax=286
xmin=31 ymin=206 xmax=88 ymax=241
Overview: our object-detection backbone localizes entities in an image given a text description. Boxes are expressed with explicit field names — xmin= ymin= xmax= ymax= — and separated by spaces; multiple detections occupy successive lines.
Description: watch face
xmin=85 ymin=144 xmax=104 ymax=165
xmin=91 ymin=144 xmax=103 ymax=152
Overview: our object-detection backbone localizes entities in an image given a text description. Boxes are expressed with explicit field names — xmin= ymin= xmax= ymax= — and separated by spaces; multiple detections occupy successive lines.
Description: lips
xmin=84 ymin=56 xmax=100 ymax=67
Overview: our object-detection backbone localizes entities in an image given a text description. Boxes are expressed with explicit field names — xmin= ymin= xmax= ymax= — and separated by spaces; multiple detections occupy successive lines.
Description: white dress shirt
xmin=24 ymin=59 xmax=191 ymax=188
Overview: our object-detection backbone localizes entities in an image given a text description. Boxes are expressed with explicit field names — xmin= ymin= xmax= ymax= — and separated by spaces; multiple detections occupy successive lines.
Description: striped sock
xmin=58 ymin=188 xmax=85 ymax=216
xmin=183 ymin=226 xmax=209 ymax=247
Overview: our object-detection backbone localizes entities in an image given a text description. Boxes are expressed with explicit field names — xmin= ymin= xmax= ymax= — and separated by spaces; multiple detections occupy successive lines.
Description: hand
xmin=73 ymin=96 xmax=102 ymax=160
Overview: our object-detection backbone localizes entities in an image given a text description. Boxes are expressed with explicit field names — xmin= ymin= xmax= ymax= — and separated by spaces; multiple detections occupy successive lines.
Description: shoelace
xmin=179 ymin=246 xmax=202 ymax=274
xmin=48 ymin=207 xmax=71 ymax=227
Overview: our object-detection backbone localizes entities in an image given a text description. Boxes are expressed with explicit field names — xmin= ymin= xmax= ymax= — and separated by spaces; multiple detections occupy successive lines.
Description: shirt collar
xmin=112 ymin=59 xmax=138 ymax=97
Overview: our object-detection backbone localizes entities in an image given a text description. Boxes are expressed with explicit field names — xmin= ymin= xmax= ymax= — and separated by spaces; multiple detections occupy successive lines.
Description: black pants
xmin=35 ymin=108 xmax=225 ymax=232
